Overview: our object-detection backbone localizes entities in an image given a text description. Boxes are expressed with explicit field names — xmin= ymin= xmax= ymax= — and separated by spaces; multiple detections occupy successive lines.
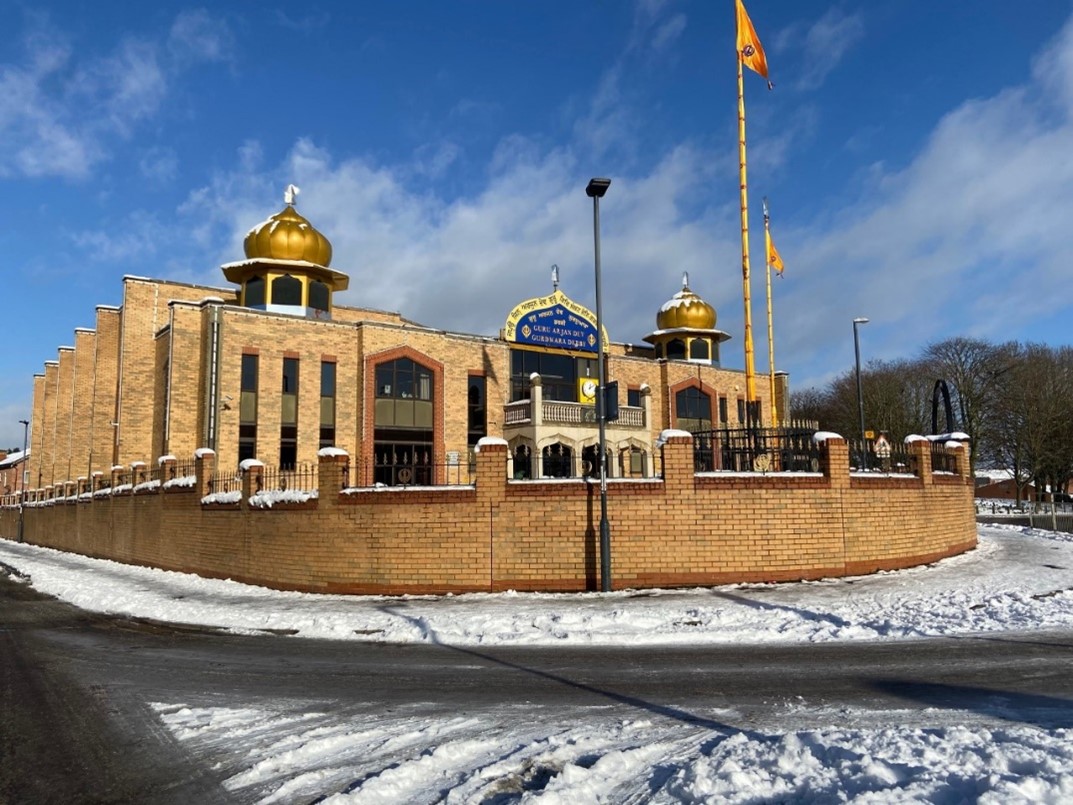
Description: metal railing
xmin=208 ymin=471 xmax=242 ymax=495
xmin=692 ymin=425 xmax=825 ymax=473
xmin=344 ymin=460 xmax=475 ymax=489
xmin=258 ymin=463 xmax=318 ymax=494
xmin=849 ymin=439 xmax=914 ymax=473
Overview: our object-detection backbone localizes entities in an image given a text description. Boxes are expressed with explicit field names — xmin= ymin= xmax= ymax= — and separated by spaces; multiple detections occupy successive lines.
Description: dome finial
xmin=551 ymin=264 xmax=560 ymax=291
xmin=682 ymin=271 xmax=689 ymax=289
xmin=284 ymin=184 xmax=300 ymax=206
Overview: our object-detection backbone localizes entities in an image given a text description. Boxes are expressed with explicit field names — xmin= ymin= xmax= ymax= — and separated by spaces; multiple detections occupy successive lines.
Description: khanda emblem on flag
xmin=736 ymin=0 xmax=773 ymax=89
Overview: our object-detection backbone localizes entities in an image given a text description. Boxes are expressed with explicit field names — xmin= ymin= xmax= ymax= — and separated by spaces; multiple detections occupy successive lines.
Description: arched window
xmin=244 ymin=275 xmax=265 ymax=307
xmin=581 ymin=444 xmax=612 ymax=478
xmin=689 ymin=339 xmax=710 ymax=361
xmin=271 ymin=274 xmax=303 ymax=306
xmin=666 ymin=339 xmax=686 ymax=360
xmin=309 ymin=280 xmax=329 ymax=312
xmin=541 ymin=443 xmax=572 ymax=478
xmin=513 ymin=444 xmax=532 ymax=480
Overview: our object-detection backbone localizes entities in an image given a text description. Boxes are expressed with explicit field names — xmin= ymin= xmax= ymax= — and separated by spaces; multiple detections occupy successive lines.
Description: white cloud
xmin=775 ymin=8 xmax=865 ymax=92
xmin=0 ymin=11 xmax=233 ymax=180
xmin=158 ymin=9 xmax=1073 ymax=401
xmin=168 ymin=9 xmax=235 ymax=64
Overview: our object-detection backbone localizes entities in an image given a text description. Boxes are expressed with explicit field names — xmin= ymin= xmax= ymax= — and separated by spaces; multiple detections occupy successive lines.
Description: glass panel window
xmin=373 ymin=357 xmax=436 ymax=485
xmin=239 ymin=354 xmax=258 ymax=461
xmin=272 ymin=274 xmax=303 ymax=306
xmin=320 ymin=361 xmax=336 ymax=448
xmin=676 ymin=387 xmax=712 ymax=433
xmin=689 ymin=339 xmax=710 ymax=360
xmin=309 ymin=280 xmax=329 ymax=311
xmin=666 ymin=339 xmax=686 ymax=360
xmin=281 ymin=357 xmax=298 ymax=462
xmin=467 ymin=376 xmax=486 ymax=448
xmin=627 ymin=387 xmax=641 ymax=407
xmin=245 ymin=275 xmax=265 ymax=307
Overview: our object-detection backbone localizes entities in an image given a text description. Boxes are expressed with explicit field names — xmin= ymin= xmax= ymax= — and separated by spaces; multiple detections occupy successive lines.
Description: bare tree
xmin=921 ymin=337 xmax=1016 ymax=474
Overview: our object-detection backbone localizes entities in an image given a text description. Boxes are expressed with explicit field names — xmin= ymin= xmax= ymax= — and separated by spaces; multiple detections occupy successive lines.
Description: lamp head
xmin=853 ymin=317 xmax=869 ymax=325
xmin=586 ymin=178 xmax=611 ymax=198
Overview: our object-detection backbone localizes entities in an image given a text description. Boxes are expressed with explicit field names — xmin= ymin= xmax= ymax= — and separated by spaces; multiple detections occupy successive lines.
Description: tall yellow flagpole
xmin=737 ymin=49 xmax=758 ymax=416
xmin=763 ymin=198 xmax=778 ymax=427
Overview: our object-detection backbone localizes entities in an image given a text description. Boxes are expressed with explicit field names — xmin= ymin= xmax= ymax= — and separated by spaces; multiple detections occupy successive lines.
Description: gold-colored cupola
xmin=221 ymin=185 xmax=349 ymax=320
xmin=644 ymin=273 xmax=731 ymax=365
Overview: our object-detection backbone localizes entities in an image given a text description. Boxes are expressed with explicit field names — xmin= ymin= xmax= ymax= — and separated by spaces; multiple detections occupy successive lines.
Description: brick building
xmin=24 ymin=193 xmax=786 ymax=493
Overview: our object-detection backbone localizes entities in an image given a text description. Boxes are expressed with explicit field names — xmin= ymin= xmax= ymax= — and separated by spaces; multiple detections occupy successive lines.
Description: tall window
xmin=467 ymin=375 xmax=486 ymax=468
xmin=320 ymin=360 xmax=336 ymax=449
xmin=627 ymin=387 xmax=641 ymax=407
xmin=718 ymin=396 xmax=729 ymax=425
xmin=676 ymin=387 xmax=712 ymax=433
xmin=280 ymin=357 xmax=298 ymax=469
xmin=374 ymin=357 xmax=434 ymax=486
xmin=239 ymin=354 xmax=258 ymax=462
xmin=737 ymin=398 xmax=746 ymax=424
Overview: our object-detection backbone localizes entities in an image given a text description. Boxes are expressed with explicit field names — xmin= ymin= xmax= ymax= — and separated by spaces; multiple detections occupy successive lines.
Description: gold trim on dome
xmin=655 ymin=277 xmax=717 ymax=331
xmin=244 ymin=204 xmax=333 ymax=266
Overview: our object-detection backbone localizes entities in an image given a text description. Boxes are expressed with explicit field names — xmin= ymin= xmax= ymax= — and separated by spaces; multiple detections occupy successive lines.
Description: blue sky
xmin=3 ymin=1 xmax=1073 ymax=450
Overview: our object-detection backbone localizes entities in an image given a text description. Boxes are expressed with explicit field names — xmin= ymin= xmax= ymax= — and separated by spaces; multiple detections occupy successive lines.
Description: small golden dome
xmin=243 ymin=204 xmax=333 ymax=267
xmin=656 ymin=273 xmax=716 ymax=330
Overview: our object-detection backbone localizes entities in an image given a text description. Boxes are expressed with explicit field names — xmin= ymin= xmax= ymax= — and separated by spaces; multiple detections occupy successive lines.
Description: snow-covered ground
xmin=2 ymin=524 xmax=1073 ymax=803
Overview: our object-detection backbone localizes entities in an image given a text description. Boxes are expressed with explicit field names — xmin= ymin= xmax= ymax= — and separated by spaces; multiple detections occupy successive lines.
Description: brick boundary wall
xmin=0 ymin=437 xmax=977 ymax=595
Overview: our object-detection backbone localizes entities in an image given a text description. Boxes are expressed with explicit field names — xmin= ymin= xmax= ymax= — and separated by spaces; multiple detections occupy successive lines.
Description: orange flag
xmin=766 ymin=229 xmax=784 ymax=273
xmin=736 ymin=0 xmax=772 ymax=88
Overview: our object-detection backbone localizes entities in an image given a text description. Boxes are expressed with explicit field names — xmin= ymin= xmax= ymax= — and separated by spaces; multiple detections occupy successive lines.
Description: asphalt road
xmin=3 ymin=572 xmax=1073 ymax=803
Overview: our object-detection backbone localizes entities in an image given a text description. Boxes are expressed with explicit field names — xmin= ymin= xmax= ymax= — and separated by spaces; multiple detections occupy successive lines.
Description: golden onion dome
xmin=243 ymin=197 xmax=333 ymax=266
xmin=656 ymin=273 xmax=716 ymax=330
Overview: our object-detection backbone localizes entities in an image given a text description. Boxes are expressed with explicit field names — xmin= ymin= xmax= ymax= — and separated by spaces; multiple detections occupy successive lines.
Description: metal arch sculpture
xmin=931 ymin=379 xmax=957 ymax=435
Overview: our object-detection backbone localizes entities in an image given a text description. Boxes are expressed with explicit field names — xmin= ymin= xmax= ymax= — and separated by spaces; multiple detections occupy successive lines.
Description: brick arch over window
xmin=668 ymin=377 xmax=719 ymax=432
xmin=363 ymin=346 xmax=445 ymax=483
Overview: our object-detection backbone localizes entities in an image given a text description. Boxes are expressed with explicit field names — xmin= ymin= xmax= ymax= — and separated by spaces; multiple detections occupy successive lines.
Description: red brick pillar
xmin=318 ymin=449 xmax=349 ymax=509
xmin=194 ymin=449 xmax=216 ymax=499
xmin=131 ymin=461 xmax=147 ymax=487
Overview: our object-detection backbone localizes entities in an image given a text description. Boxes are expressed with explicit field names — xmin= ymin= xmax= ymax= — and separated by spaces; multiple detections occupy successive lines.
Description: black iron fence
xmin=258 ymin=463 xmax=318 ymax=494
xmin=344 ymin=460 xmax=475 ymax=489
xmin=929 ymin=440 xmax=958 ymax=473
xmin=207 ymin=471 xmax=242 ymax=495
xmin=848 ymin=439 xmax=914 ymax=473
xmin=691 ymin=425 xmax=825 ymax=473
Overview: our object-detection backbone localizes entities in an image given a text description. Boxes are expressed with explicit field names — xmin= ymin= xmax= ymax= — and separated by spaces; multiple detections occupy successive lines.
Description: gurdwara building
xmin=25 ymin=194 xmax=786 ymax=491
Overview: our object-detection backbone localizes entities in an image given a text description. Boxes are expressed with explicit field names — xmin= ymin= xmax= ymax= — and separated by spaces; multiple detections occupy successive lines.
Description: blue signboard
xmin=504 ymin=290 xmax=603 ymax=353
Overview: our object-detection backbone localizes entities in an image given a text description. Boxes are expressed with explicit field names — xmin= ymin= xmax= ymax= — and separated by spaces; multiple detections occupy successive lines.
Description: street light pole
xmin=852 ymin=318 xmax=869 ymax=470
xmin=17 ymin=418 xmax=29 ymax=543
xmin=586 ymin=177 xmax=612 ymax=592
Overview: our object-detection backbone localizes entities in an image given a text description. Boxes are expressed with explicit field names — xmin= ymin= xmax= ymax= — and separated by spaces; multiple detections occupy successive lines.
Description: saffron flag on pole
xmin=736 ymin=0 xmax=772 ymax=89
xmin=766 ymin=229 xmax=784 ymax=273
